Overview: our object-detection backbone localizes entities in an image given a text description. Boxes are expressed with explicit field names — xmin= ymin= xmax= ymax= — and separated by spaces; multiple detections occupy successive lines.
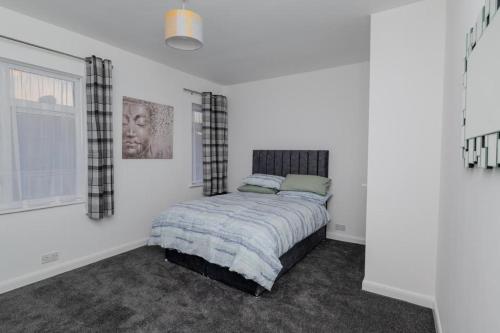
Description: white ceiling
xmin=0 ymin=0 xmax=420 ymax=85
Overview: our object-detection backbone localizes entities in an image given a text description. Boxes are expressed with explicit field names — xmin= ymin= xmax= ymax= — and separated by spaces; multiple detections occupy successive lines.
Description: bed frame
xmin=165 ymin=150 xmax=330 ymax=296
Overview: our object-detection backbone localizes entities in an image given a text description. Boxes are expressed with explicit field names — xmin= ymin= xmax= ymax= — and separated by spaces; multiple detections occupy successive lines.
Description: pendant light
xmin=164 ymin=0 xmax=203 ymax=51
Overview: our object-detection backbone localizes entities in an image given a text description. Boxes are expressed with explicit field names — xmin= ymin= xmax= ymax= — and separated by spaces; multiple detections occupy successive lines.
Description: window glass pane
xmin=0 ymin=62 xmax=82 ymax=212
xmin=0 ymin=144 xmax=21 ymax=208
xmin=193 ymin=108 xmax=203 ymax=124
xmin=192 ymin=104 xmax=203 ymax=184
xmin=16 ymin=111 xmax=77 ymax=201
xmin=10 ymin=69 xmax=75 ymax=107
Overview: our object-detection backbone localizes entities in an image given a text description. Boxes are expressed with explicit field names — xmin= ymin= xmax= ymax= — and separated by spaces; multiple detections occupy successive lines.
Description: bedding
xmin=280 ymin=174 xmax=331 ymax=196
xmin=278 ymin=191 xmax=332 ymax=206
xmin=242 ymin=174 xmax=285 ymax=190
xmin=237 ymin=184 xmax=278 ymax=194
xmin=148 ymin=192 xmax=330 ymax=290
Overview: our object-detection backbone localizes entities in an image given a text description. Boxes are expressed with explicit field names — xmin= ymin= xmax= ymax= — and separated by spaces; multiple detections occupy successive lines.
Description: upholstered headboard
xmin=252 ymin=150 xmax=329 ymax=177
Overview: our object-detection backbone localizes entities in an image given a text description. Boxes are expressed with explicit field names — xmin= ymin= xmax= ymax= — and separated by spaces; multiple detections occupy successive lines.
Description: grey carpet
xmin=0 ymin=240 xmax=435 ymax=333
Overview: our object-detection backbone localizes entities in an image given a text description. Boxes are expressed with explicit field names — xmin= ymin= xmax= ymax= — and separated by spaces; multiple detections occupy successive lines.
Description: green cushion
xmin=279 ymin=174 xmax=331 ymax=196
xmin=237 ymin=184 xmax=278 ymax=194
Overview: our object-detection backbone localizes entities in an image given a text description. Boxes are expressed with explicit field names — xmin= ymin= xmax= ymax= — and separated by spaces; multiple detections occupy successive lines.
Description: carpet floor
xmin=0 ymin=240 xmax=435 ymax=332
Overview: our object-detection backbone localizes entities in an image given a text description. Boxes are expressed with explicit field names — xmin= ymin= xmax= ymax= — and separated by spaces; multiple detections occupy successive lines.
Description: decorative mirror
xmin=463 ymin=0 xmax=500 ymax=168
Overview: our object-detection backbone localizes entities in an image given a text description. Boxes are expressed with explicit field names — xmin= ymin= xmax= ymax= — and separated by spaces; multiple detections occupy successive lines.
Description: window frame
xmin=191 ymin=102 xmax=203 ymax=187
xmin=0 ymin=58 xmax=86 ymax=215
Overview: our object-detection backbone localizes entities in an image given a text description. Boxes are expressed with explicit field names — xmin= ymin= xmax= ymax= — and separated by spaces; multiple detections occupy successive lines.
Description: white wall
xmin=364 ymin=0 xmax=446 ymax=308
xmin=0 ymin=7 xmax=222 ymax=293
xmin=225 ymin=63 xmax=370 ymax=244
xmin=436 ymin=0 xmax=500 ymax=331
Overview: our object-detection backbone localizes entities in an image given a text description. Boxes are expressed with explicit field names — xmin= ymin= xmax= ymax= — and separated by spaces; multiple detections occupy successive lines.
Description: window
xmin=0 ymin=61 xmax=84 ymax=213
xmin=192 ymin=103 xmax=203 ymax=186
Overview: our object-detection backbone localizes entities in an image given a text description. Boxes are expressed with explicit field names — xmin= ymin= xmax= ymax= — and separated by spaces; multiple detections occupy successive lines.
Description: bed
xmin=149 ymin=150 xmax=330 ymax=296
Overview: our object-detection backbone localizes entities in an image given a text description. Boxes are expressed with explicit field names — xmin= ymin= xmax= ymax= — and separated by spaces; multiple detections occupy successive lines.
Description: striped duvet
xmin=148 ymin=192 xmax=330 ymax=290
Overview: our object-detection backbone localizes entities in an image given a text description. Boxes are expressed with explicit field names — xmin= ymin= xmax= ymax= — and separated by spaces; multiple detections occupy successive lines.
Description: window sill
xmin=189 ymin=183 xmax=203 ymax=188
xmin=0 ymin=199 xmax=85 ymax=216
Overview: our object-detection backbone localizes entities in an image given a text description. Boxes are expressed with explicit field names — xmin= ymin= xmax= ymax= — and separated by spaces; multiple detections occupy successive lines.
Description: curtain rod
xmin=183 ymin=88 xmax=202 ymax=96
xmin=0 ymin=34 xmax=87 ymax=62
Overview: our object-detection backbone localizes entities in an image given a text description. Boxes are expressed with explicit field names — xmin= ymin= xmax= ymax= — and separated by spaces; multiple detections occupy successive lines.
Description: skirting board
xmin=0 ymin=238 xmax=148 ymax=295
xmin=327 ymin=231 xmax=366 ymax=245
xmin=362 ymin=279 xmax=435 ymax=309
xmin=433 ymin=301 xmax=443 ymax=333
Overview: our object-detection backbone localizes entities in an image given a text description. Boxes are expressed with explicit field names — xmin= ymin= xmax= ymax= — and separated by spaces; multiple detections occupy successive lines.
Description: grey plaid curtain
xmin=202 ymin=92 xmax=228 ymax=196
xmin=86 ymin=56 xmax=114 ymax=219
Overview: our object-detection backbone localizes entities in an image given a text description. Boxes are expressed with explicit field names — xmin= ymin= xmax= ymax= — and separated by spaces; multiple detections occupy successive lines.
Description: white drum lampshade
xmin=164 ymin=9 xmax=203 ymax=51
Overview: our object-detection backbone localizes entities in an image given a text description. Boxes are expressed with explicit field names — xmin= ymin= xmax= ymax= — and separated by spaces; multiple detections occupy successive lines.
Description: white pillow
xmin=242 ymin=174 xmax=285 ymax=190
xmin=278 ymin=191 xmax=332 ymax=205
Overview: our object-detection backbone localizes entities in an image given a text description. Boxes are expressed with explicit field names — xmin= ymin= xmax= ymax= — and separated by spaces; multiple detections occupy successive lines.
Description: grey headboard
xmin=252 ymin=150 xmax=329 ymax=177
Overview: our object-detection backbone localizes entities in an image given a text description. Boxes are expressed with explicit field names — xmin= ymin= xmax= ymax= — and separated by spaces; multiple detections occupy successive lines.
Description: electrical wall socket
xmin=41 ymin=252 xmax=59 ymax=264
xmin=335 ymin=224 xmax=346 ymax=232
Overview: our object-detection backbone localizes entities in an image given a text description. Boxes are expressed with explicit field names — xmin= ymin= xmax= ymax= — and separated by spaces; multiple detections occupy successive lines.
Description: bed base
xmin=164 ymin=226 xmax=327 ymax=296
